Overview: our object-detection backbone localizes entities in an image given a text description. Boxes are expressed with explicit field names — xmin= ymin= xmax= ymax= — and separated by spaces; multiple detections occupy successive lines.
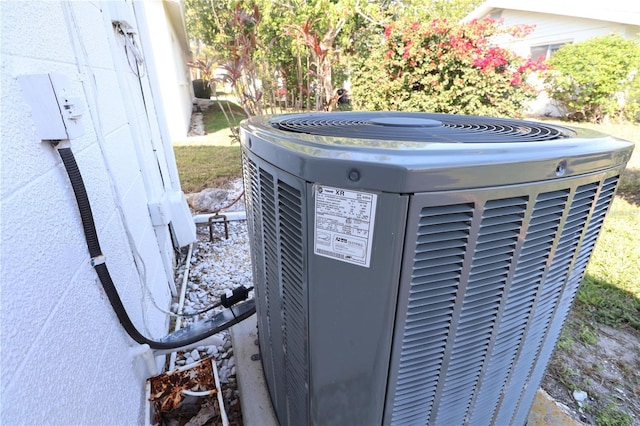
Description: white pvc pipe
xmin=193 ymin=211 xmax=247 ymax=224
xmin=144 ymin=380 xmax=152 ymax=426
xmin=129 ymin=343 xmax=158 ymax=377
xmin=212 ymin=357 xmax=230 ymax=426
xmin=168 ymin=242 xmax=193 ymax=370
xmin=181 ymin=389 xmax=217 ymax=397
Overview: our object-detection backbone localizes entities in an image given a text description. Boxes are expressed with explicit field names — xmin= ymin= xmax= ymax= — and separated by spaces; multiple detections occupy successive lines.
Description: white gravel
xmin=171 ymin=179 xmax=251 ymax=423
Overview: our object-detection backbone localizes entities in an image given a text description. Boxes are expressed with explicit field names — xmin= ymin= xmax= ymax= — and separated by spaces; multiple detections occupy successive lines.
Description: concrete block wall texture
xmin=0 ymin=1 xmax=193 ymax=423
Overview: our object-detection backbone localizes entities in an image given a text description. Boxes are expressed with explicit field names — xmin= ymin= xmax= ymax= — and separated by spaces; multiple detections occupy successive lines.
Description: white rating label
xmin=313 ymin=185 xmax=377 ymax=267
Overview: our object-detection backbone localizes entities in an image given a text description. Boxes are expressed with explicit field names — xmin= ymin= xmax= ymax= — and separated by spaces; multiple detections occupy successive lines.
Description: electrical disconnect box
xmin=18 ymin=73 xmax=84 ymax=141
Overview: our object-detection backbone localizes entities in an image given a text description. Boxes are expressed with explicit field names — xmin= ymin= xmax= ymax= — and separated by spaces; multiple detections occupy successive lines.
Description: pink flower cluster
xmin=383 ymin=18 xmax=547 ymax=88
xmin=472 ymin=47 xmax=508 ymax=71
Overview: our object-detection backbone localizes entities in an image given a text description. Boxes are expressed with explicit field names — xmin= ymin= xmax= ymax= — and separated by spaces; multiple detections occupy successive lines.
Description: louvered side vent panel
xmin=241 ymin=157 xmax=277 ymax=400
xmin=494 ymin=181 xmax=601 ymax=425
xmin=511 ymin=176 xmax=618 ymax=426
xmin=277 ymin=181 xmax=309 ymax=425
xmin=433 ymin=197 xmax=527 ymax=425
xmin=468 ymin=190 xmax=569 ymax=425
xmin=241 ymin=153 xmax=310 ymax=426
xmin=242 ymin=158 xmax=262 ymax=291
xmin=242 ymin=158 xmax=262 ymax=290
xmin=260 ymin=168 xmax=288 ymax=414
xmin=390 ymin=203 xmax=474 ymax=425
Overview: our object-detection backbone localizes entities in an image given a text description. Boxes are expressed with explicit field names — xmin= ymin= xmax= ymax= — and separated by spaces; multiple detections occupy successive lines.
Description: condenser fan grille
xmin=270 ymin=112 xmax=572 ymax=143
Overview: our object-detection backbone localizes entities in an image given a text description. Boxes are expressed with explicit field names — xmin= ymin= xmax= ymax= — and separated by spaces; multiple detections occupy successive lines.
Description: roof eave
xmin=462 ymin=0 xmax=640 ymax=27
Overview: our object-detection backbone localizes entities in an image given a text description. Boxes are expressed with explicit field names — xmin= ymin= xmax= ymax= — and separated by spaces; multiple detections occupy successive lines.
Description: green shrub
xmin=545 ymin=35 xmax=640 ymax=123
xmin=350 ymin=18 xmax=545 ymax=117
xmin=192 ymin=79 xmax=212 ymax=99
xmin=623 ymin=73 xmax=640 ymax=123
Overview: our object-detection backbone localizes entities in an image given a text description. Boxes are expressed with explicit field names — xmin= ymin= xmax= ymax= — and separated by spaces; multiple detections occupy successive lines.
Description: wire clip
xmin=90 ymin=254 xmax=106 ymax=267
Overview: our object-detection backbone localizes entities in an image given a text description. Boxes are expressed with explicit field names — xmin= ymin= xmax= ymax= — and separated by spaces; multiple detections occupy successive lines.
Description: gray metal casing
xmin=239 ymin=112 xmax=633 ymax=426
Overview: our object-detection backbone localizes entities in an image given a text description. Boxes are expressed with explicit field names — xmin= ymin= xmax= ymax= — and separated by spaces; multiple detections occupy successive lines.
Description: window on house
xmin=530 ymin=43 xmax=568 ymax=61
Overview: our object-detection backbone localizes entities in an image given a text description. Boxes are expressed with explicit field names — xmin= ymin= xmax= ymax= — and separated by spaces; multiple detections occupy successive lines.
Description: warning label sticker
xmin=313 ymin=185 xmax=377 ymax=267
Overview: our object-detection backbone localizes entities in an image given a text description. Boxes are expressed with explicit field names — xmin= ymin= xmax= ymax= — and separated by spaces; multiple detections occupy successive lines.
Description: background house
xmin=464 ymin=0 xmax=640 ymax=116
xmin=1 ymin=0 xmax=195 ymax=423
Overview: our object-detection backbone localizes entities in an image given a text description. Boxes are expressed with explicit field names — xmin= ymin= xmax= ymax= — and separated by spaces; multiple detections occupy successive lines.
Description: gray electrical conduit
xmin=56 ymin=145 xmax=255 ymax=351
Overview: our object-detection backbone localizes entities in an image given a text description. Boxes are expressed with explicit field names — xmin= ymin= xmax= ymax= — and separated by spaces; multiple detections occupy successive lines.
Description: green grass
xmin=173 ymin=100 xmax=247 ymax=147
xmin=202 ymin=101 xmax=245 ymax=134
xmin=618 ymin=169 xmax=640 ymax=204
xmin=576 ymin=323 xmax=599 ymax=345
xmin=577 ymin=195 xmax=640 ymax=330
xmin=173 ymin=145 xmax=242 ymax=193
xmin=595 ymin=403 xmax=634 ymax=426
xmin=556 ymin=329 xmax=575 ymax=351
xmin=172 ymin=100 xmax=246 ymax=192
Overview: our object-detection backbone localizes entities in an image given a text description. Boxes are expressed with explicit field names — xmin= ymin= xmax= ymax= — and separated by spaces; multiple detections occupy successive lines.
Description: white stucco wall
xmin=134 ymin=1 xmax=194 ymax=143
xmin=0 ymin=1 xmax=192 ymax=423
xmin=496 ymin=10 xmax=640 ymax=60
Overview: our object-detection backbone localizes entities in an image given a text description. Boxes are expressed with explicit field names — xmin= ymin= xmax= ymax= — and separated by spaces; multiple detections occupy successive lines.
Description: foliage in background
xmin=284 ymin=18 xmax=346 ymax=111
xmin=545 ymin=35 xmax=640 ymax=123
xmin=384 ymin=0 xmax=482 ymax=23
xmin=214 ymin=2 xmax=264 ymax=117
xmin=183 ymin=0 xmax=481 ymax=113
xmin=187 ymin=55 xmax=217 ymax=82
xmin=184 ymin=0 xmax=356 ymax=112
xmin=183 ymin=0 xmax=220 ymax=48
xmin=187 ymin=56 xmax=217 ymax=99
xmin=350 ymin=18 xmax=545 ymax=117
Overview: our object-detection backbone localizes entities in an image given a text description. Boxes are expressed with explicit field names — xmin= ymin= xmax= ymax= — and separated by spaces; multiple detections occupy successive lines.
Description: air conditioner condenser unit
xmin=239 ymin=112 xmax=634 ymax=426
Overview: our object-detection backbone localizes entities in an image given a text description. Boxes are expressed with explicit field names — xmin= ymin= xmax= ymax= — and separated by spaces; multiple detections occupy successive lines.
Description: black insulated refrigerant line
xmin=57 ymin=146 xmax=255 ymax=350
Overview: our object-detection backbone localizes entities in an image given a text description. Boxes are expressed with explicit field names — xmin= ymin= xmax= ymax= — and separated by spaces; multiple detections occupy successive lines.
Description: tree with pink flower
xmin=351 ymin=18 xmax=546 ymax=118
